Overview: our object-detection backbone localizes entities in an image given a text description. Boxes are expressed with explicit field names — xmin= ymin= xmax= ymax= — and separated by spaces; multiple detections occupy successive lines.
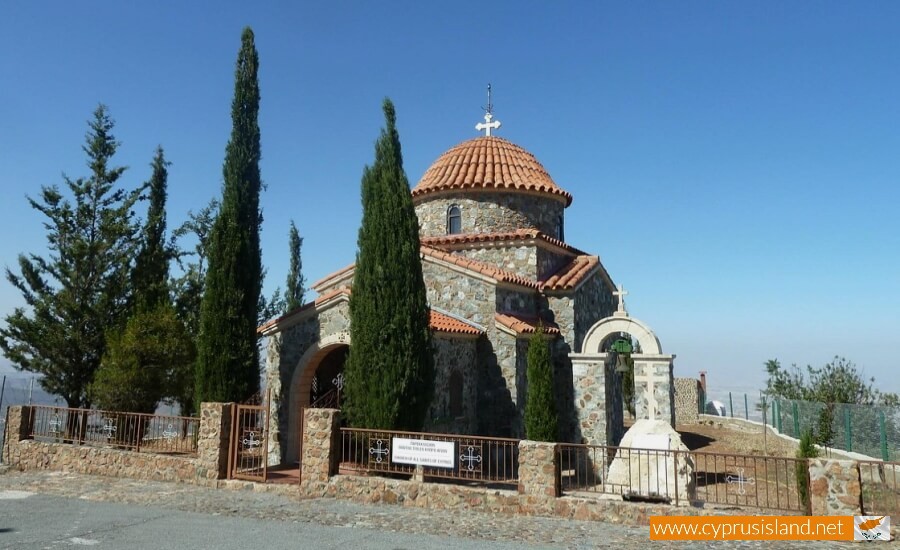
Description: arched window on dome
xmin=449 ymin=370 xmax=464 ymax=418
xmin=556 ymin=215 xmax=565 ymax=241
xmin=446 ymin=205 xmax=462 ymax=235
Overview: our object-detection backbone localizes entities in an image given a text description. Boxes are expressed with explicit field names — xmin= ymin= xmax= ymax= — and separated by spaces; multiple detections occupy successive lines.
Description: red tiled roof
xmin=495 ymin=313 xmax=560 ymax=336
xmin=258 ymin=288 xmax=483 ymax=336
xmin=412 ymin=137 xmax=573 ymax=206
xmin=429 ymin=310 xmax=483 ymax=336
xmin=311 ymin=263 xmax=354 ymax=292
xmin=257 ymin=287 xmax=350 ymax=333
xmin=420 ymin=245 xmax=541 ymax=290
xmin=421 ymin=228 xmax=585 ymax=256
xmin=542 ymin=255 xmax=599 ymax=291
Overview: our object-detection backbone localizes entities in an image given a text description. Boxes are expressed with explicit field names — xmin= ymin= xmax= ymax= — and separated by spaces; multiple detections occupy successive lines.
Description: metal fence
xmin=698 ymin=389 xmax=899 ymax=462
xmin=339 ymin=427 xmax=519 ymax=486
xmin=27 ymin=405 xmax=199 ymax=456
xmin=859 ymin=460 xmax=900 ymax=517
xmin=558 ymin=443 xmax=808 ymax=512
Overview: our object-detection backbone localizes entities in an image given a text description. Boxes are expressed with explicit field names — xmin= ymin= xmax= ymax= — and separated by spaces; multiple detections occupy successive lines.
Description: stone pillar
xmin=571 ymin=358 xmax=609 ymax=446
xmin=518 ymin=440 xmax=559 ymax=498
xmin=197 ymin=402 xmax=234 ymax=480
xmin=809 ymin=458 xmax=862 ymax=516
xmin=300 ymin=408 xmax=341 ymax=487
xmin=2 ymin=405 xmax=33 ymax=465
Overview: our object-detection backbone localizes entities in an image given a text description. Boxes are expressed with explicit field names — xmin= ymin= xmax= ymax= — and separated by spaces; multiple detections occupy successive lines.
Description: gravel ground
xmin=0 ymin=469 xmax=859 ymax=549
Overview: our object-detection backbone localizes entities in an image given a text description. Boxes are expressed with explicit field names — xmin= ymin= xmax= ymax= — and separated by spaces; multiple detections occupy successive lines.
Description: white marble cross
xmin=476 ymin=112 xmax=501 ymax=136
xmin=613 ymin=284 xmax=628 ymax=314
xmin=632 ymin=368 xmax=662 ymax=421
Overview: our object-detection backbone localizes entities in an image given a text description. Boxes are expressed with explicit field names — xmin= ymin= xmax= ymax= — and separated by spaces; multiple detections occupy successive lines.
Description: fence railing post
xmin=744 ymin=394 xmax=749 ymax=420
xmin=792 ymin=402 xmax=800 ymax=436
xmin=729 ymin=392 xmax=734 ymax=418
xmin=844 ymin=408 xmax=852 ymax=452
xmin=775 ymin=400 xmax=782 ymax=433
xmin=879 ymin=411 xmax=888 ymax=461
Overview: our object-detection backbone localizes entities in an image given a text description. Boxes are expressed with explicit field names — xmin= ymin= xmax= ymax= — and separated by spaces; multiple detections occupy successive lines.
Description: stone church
xmin=260 ymin=110 xmax=675 ymax=465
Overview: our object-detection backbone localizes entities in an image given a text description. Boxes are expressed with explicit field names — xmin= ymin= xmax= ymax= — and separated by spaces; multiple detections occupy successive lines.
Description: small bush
xmin=796 ymin=428 xmax=820 ymax=512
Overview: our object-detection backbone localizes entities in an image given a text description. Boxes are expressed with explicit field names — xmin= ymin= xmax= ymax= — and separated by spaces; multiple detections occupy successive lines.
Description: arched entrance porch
xmin=285 ymin=332 xmax=350 ymax=464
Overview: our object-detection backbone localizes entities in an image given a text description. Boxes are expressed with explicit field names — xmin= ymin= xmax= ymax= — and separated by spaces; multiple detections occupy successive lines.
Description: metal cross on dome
xmin=475 ymin=83 xmax=501 ymax=137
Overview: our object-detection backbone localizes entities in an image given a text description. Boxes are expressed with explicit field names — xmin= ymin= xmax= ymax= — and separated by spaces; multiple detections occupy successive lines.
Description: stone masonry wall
xmin=415 ymin=192 xmax=565 ymax=238
xmin=808 ymin=458 xmax=862 ymax=516
xmin=299 ymin=408 xmax=341 ymax=493
xmin=674 ymin=378 xmax=699 ymax=425
xmin=4 ymin=404 xmax=231 ymax=483
xmin=266 ymin=302 xmax=350 ymax=463
xmin=422 ymin=259 xmax=518 ymax=437
xmin=518 ymin=440 xmax=559 ymax=500
xmin=425 ymin=336 xmax=478 ymax=435
xmin=454 ymin=245 xmax=572 ymax=282
xmin=297 ymin=407 xmax=774 ymax=525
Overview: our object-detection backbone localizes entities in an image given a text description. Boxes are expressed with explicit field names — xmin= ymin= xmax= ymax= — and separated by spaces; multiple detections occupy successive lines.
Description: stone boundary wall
xmin=296 ymin=409 xmax=890 ymax=524
xmin=673 ymin=377 xmax=699 ymax=425
xmin=2 ymin=404 xmax=233 ymax=483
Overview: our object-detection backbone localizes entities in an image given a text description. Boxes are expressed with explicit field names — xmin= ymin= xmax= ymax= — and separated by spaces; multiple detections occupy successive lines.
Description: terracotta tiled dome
xmin=412 ymin=137 xmax=573 ymax=206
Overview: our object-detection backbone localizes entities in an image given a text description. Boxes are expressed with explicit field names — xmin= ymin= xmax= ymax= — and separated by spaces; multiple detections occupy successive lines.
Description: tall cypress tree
xmin=195 ymin=27 xmax=263 ymax=404
xmin=344 ymin=99 xmax=434 ymax=431
xmin=132 ymin=146 xmax=170 ymax=312
xmin=284 ymin=220 xmax=305 ymax=312
xmin=524 ymin=325 xmax=559 ymax=442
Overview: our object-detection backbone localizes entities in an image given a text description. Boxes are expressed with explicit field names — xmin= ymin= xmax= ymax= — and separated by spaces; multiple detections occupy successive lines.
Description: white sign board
xmin=632 ymin=433 xmax=670 ymax=451
xmin=391 ymin=437 xmax=455 ymax=469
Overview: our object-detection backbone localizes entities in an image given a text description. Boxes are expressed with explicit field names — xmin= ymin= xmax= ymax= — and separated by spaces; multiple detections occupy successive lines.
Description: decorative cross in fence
xmin=242 ymin=431 xmax=261 ymax=450
xmin=102 ymin=418 xmax=117 ymax=438
xmin=726 ymin=467 xmax=756 ymax=495
xmin=459 ymin=445 xmax=483 ymax=471
xmin=162 ymin=423 xmax=178 ymax=441
xmin=369 ymin=438 xmax=389 ymax=463
xmin=49 ymin=415 xmax=62 ymax=434
xmin=333 ymin=373 xmax=345 ymax=392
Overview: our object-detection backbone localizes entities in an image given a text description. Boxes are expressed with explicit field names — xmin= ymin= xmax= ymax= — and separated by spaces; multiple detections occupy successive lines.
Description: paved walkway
xmin=0 ymin=469 xmax=853 ymax=549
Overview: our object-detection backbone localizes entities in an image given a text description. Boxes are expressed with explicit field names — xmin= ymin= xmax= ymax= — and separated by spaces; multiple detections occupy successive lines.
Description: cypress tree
xmin=284 ymin=220 xmax=305 ymax=312
xmin=195 ymin=27 xmax=263 ymax=404
xmin=131 ymin=146 xmax=171 ymax=312
xmin=343 ymin=99 xmax=434 ymax=431
xmin=524 ymin=325 xmax=559 ymax=442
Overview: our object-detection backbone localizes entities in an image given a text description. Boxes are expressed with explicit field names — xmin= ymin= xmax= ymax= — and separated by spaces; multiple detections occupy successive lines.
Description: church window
xmin=447 ymin=205 xmax=462 ymax=235
xmin=449 ymin=370 xmax=464 ymax=417
xmin=556 ymin=215 xmax=564 ymax=241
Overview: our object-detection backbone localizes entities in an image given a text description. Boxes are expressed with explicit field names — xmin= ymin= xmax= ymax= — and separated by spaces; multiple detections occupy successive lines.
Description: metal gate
xmin=228 ymin=393 xmax=270 ymax=482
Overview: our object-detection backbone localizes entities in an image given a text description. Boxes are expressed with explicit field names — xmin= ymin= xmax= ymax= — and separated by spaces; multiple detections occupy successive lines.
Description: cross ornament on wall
xmin=632 ymin=369 xmax=662 ymax=421
xmin=613 ymin=284 xmax=628 ymax=315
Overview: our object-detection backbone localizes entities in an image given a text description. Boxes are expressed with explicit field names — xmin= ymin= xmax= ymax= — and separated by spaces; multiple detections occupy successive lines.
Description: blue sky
xmin=1 ymin=2 xmax=898 ymax=396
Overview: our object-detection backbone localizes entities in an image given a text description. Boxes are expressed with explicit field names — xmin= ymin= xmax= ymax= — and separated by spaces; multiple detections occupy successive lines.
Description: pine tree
xmin=524 ymin=325 xmax=559 ymax=442
xmin=285 ymin=220 xmax=305 ymax=312
xmin=195 ymin=27 xmax=264 ymax=404
xmin=343 ymin=99 xmax=434 ymax=431
xmin=0 ymin=105 xmax=141 ymax=409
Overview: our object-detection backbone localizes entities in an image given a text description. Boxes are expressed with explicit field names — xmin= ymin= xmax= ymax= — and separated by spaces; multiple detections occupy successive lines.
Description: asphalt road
xmin=0 ymin=490 xmax=540 ymax=550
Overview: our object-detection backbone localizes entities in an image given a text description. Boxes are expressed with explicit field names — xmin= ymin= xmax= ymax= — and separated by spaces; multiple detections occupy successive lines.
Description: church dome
xmin=412 ymin=136 xmax=573 ymax=207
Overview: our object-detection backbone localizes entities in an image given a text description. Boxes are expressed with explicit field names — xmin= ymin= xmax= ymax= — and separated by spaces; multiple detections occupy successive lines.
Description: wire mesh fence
xmin=697 ymin=387 xmax=899 ymax=461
